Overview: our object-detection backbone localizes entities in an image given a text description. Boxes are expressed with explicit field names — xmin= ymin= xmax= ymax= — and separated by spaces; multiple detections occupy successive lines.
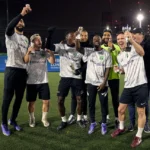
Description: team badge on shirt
xmin=99 ymin=55 xmax=104 ymax=61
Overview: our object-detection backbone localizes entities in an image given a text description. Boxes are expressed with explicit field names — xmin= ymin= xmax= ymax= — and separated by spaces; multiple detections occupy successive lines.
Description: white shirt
xmin=54 ymin=43 xmax=83 ymax=79
xmin=5 ymin=33 xmax=29 ymax=69
xmin=85 ymin=48 xmax=112 ymax=86
xmin=27 ymin=49 xmax=50 ymax=84
xmin=117 ymin=46 xmax=147 ymax=88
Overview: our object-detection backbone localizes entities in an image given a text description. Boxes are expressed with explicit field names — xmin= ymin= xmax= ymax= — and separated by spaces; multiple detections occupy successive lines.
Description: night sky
xmin=0 ymin=0 xmax=150 ymax=30
xmin=0 ymin=0 xmax=150 ymax=45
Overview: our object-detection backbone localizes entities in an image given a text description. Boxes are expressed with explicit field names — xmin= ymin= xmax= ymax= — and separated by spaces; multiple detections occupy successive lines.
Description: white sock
xmin=29 ymin=112 xmax=35 ymax=119
xmin=107 ymin=115 xmax=110 ymax=119
xmin=136 ymin=127 xmax=144 ymax=138
xmin=84 ymin=115 xmax=88 ymax=120
xmin=119 ymin=121 xmax=124 ymax=130
xmin=42 ymin=112 xmax=48 ymax=121
xmin=77 ymin=115 xmax=81 ymax=121
xmin=61 ymin=116 xmax=67 ymax=122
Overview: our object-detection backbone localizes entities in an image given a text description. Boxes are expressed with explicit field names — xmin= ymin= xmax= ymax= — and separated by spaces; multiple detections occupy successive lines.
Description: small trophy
xmin=122 ymin=25 xmax=131 ymax=52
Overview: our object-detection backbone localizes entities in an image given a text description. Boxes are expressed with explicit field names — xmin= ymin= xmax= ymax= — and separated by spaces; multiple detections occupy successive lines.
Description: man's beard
xmin=16 ymin=26 xmax=24 ymax=32
xmin=94 ymin=44 xmax=100 ymax=51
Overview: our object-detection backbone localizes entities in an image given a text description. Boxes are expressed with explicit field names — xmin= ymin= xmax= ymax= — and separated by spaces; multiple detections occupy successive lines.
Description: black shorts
xmin=120 ymin=83 xmax=148 ymax=108
xmin=57 ymin=77 xmax=83 ymax=97
xmin=26 ymin=83 xmax=50 ymax=102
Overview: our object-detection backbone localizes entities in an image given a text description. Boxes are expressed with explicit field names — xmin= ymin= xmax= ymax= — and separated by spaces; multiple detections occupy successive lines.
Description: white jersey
xmin=85 ymin=48 xmax=112 ymax=86
xmin=82 ymin=47 xmax=95 ymax=62
xmin=27 ymin=49 xmax=50 ymax=84
xmin=117 ymin=46 xmax=147 ymax=88
xmin=54 ymin=43 xmax=83 ymax=79
xmin=5 ymin=32 xmax=29 ymax=69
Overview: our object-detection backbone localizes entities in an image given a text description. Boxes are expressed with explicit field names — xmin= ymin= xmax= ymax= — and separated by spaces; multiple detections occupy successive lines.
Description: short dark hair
xmin=65 ymin=31 xmax=75 ymax=38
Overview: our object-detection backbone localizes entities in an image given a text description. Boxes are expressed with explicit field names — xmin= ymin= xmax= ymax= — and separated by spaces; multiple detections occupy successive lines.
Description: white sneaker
xmin=41 ymin=119 xmax=50 ymax=127
xmin=29 ymin=117 xmax=35 ymax=128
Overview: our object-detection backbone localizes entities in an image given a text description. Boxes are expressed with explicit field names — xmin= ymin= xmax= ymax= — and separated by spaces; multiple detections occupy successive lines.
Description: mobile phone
xmin=30 ymin=42 xmax=34 ymax=47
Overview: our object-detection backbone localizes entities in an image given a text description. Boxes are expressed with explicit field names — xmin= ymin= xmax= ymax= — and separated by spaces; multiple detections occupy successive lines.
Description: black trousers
xmin=2 ymin=67 xmax=27 ymax=124
xmin=108 ymin=79 xmax=119 ymax=118
xmin=87 ymin=84 xmax=108 ymax=123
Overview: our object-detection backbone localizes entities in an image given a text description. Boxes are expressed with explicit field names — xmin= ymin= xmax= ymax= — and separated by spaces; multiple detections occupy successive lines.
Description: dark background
xmin=0 ymin=0 xmax=150 ymax=52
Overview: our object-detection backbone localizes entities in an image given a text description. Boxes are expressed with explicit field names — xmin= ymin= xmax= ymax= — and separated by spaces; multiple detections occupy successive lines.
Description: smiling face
xmin=93 ymin=35 xmax=101 ymax=49
xmin=102 ymin=31 xmax=112 ymax=43
xmin=117 ymin=33 xmax=126 ymax=50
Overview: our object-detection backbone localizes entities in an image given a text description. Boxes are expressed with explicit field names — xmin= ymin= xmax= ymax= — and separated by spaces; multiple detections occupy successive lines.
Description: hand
xmin=27 ymin=46 xmax=34 ymax=54
xmin=97 ymin=82 xmax=106 ymax=91
xmin=108 ymin=41 xmax=113 ymax=48
xmin=124 ymin=31 xmax=133 ymax=43
xmin=21 ymin=5 xmax=32 ymax=16
xmin=113 ymin=65 xmax=119 ymax=73
xmin=45 ymin=49 xmax=54 ymax=55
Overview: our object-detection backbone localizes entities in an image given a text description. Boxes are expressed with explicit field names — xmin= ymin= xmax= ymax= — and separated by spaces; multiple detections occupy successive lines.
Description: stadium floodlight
xmin=137 ymin=14 xmax=144 ymax=28
xmin=106 ymin=26 xmax=110 ymax=30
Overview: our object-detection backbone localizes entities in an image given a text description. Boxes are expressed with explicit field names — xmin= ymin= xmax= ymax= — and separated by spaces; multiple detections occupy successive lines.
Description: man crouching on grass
xmin=111 ymin=31 xmax=148 ymax=148
xmin=24 ymin=34 xmax=55 ymax=127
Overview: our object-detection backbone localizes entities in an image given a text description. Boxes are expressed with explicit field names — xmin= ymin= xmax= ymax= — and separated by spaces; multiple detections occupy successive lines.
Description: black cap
xmin=131 ymin=28 xmax=144 ymax=35
xmin=103 ymin=28 xmax=112 ymax=34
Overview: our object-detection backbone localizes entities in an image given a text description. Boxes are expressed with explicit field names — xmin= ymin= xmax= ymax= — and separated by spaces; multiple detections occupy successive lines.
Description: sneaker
xmin=67 ymin=115 xmax=76 ymax=125
xmin=144 ymin=123 xmax=150 ymax=133
xmin=131 ymin=136 xmax=142 ymax=148
xmin=88 ymin=122 xmax=97 ymax=134
xmin=41 ymin=119 xmax=50 ymax=127
xmin=1 ymin=124 xmax=10 ymax=136
xmin=29 ymin=117 xmax=35 ymax=128
xmin=82 ymin=117 xmax=89 ymax=125
xmin=127 ymin=123 xmax=135 ymax=132
xmin=57 ymin=122 xmax=67 ymax=131
xmin=8 ymin=119 xmax=21 ymax=131
xmin=115 ymin=120 xmax=119 ymax=129
xmin=77 ymin=120 xmax=86 ymax=128
xmin=101 ymin=123 xmax=107 ymax=135
xmin=111 ymin=128 xmax=125 ymax=138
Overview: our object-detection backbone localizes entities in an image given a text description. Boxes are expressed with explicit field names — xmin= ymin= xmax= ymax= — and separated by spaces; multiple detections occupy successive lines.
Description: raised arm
xmin=24 ymin=46 xmax=34 ymax=63
xmin=6 ymin=6 xmax=31 ymax=36
xmin=125 ymin=31 xmax=144 ymax=56
xmin=46 ymin=49 xmax=55 ymax=64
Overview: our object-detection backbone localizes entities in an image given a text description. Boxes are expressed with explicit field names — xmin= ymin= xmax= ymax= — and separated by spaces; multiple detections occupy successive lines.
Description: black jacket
xmin=141 ymin=35 xmax=150 ymax=81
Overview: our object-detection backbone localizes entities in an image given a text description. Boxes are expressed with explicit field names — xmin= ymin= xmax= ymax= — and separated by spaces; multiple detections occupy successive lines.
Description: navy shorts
xmin=120 ymin=84 xmax=148 ymax=108
xmin=57 ymin=77 xmax=83 ymax=97
xmin=26 ymin=83 xmax=50 ymax=102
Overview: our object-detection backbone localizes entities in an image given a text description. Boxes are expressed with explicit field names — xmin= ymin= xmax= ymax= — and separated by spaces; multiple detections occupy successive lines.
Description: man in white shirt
xmin=111 ymin=31 xmax=148 ymax=148
xmin=24 ymin=34 xmax=55 ymax=128
xmin=77 ymin=35 xmax=112 ymax=135
xmin=1 ymin=5 xmax=31 ymax=136
xmin=48 ymin=32 xmax=85 ymax=130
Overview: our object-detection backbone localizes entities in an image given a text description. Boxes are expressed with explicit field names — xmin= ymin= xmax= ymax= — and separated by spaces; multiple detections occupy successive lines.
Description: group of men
xmin=1 ymin=5 xmax=150 ymax=148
